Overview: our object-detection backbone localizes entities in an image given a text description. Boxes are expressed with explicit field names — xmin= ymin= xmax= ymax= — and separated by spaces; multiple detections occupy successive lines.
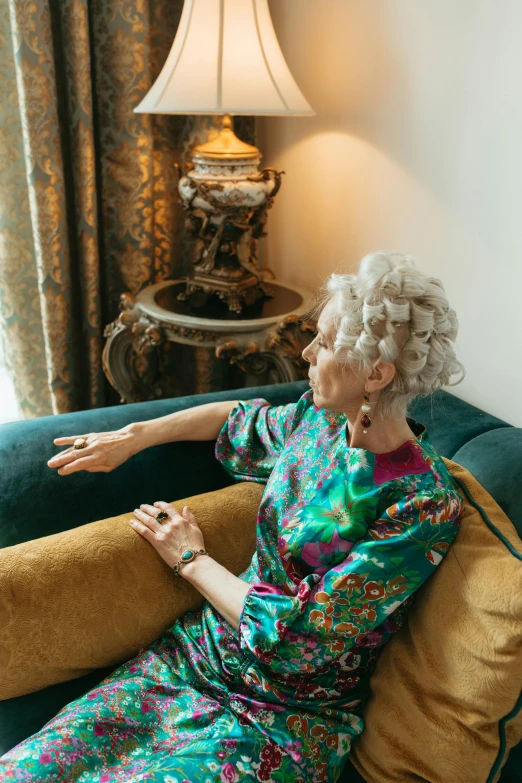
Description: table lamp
xmin=134 ymin=0 xmax=315 ymax=315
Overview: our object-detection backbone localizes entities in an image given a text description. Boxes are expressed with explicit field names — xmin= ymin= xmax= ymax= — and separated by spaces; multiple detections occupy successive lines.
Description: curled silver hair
xmin=309 ymin=250 xmax=466 ymax=420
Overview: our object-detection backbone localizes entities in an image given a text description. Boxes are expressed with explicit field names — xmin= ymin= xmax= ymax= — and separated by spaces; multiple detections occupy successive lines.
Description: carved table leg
xmin=102 ymin=295 xmax=165 ymax=404
xmin=102 ymin=323 xmax=150 ymax=403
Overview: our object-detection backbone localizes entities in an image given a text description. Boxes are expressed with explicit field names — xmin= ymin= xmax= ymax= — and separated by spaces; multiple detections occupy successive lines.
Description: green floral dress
xmin=0 ymin=389 xmax=463 ymax=783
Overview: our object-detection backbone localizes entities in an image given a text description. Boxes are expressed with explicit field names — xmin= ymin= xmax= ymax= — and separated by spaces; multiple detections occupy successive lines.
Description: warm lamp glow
xmin=134 ymin=0 xmax=315 ymax=116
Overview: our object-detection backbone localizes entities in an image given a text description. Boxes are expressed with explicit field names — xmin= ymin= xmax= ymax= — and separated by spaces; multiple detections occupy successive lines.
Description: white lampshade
xmin=134 ymin=0 xmax=315 ymax=117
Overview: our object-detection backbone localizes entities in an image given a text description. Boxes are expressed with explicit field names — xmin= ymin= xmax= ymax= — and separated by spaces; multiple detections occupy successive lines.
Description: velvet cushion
xmin=451 ymin=427 xmax=522 ymax=535
xmin=0 ymin=482 xmax=263 ymax=701
xmin=350 ymin=459 xmax=522 ymax=783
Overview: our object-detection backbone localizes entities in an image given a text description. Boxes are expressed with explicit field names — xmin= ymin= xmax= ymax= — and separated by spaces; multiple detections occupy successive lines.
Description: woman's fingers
xmin=48 ymin=447 xmax=74 ymax=466
xmin=139 ymin=503 xmax=166 ymax=518
xmin=48 ymin=446 xmax=90 ymax=468
xmin=153 ymin=501 xmax=179 ymax=516
xmin=133 ymin=508 xmax=164 ymax=533
xmin=154 ymin=501 xmax=194 ymax=525
xmin=49 ymin=434 xmax=94 ymax=467
xmin=53 ymin=434 xmax=90 ymax=445
xmin=57 ymin=455 xmax=109 ymax=475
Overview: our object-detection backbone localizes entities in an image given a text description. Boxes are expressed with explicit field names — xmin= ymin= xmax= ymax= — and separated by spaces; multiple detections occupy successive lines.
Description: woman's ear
xmin=368 ymin=361 xmax=396 ymax=389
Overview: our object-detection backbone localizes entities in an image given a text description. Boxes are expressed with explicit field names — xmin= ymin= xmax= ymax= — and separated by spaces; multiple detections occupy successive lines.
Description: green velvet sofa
xmin=0 ymin=379 xmax=521 ymax=782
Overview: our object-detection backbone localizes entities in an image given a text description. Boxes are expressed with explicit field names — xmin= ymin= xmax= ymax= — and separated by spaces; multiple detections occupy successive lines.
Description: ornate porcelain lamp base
xmin=103 ymin=279 xmax=316 ymax=403
xmin=176 ymin=115 xmax=284 ymax=314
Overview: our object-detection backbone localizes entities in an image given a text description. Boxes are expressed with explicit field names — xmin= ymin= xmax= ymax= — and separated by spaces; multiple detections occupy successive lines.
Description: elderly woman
xmin=0 ymin=251 xmax=465 ymax=783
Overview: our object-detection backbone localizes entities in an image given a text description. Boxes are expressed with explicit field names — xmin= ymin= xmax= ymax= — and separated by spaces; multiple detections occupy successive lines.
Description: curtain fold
xmin=0 ymin=1 xmax=50 ymax=415
xmin=0 ymin=0 xmax=255 ymax=417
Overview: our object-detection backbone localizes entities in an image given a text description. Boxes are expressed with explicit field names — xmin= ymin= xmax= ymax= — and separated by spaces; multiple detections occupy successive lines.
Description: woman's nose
xmin=302 ymin=343 xmax=314 ymax=364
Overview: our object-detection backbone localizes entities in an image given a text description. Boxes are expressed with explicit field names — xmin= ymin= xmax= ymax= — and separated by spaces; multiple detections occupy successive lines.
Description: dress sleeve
xmin=215 ymin=397 xmax=302 ymax=483
xmin=237 ymin=487 xmax=464 ymax=676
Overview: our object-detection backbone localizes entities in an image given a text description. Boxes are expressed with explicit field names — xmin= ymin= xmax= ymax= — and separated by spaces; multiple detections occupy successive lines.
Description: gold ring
xmin=73 ymin=438 xmax=87 ymax=450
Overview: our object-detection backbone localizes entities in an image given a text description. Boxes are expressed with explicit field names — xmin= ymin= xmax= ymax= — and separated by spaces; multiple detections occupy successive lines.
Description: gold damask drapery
xmin=0 ymin=0 xmax=255 ymax=417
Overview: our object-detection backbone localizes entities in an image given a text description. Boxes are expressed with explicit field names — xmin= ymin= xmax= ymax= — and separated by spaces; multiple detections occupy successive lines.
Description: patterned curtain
xmin=0 ymin=0 xmax=255 ymax=417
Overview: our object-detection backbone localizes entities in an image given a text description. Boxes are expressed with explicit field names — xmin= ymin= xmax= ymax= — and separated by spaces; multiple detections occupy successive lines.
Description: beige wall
xmin=257 ymin=0 xmax=522 ymax=426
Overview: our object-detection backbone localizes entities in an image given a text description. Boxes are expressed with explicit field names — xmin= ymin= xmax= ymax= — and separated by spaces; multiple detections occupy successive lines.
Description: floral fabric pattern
xmin=0 ymin=389 xmax=463 ymax=782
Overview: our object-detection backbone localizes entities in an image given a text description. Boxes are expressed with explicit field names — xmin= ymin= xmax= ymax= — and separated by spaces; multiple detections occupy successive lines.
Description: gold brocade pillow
xmin=0 ymin=482 xmax=264 ymax=701
xmin=350 ymin=459 xmax=522 ymax=783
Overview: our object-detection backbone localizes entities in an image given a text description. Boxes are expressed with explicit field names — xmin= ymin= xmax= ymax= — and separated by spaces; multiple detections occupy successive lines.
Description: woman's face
xmin=302 ymin=297 xmax=367 ymax=416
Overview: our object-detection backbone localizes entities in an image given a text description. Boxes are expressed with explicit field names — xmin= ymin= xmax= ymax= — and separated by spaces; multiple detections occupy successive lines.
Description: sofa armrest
xmin=0 ymin=381 xmax=309 ymax=549
xmin=451 ymin=427 xmax=522 ymax=536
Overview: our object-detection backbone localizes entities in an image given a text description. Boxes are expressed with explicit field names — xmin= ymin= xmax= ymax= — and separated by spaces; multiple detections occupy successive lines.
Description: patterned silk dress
xmin=0 ymin=389 xmax=464 ymax=783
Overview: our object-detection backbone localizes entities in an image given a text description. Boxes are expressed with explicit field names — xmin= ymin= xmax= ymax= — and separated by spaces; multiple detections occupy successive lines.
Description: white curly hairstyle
xmin=310 ymin=250 xmax=465 ymax=420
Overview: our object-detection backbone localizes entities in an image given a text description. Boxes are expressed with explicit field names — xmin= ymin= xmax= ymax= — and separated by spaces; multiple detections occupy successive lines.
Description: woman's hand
xmin=131 ymin=501 xmax=249 ymax=629
xmin=47 ymin=424 xmax=141 ymax=475
xmin=130 ymin=501 xmax=206 ymax=571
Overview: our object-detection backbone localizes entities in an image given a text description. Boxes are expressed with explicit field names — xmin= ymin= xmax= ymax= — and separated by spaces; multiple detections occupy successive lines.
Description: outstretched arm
xmin=48 ymin=399 xmax=239 ymax=475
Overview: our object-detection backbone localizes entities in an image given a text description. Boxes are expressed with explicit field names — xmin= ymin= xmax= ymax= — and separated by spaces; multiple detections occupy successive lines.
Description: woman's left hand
xmin=130 ymin=501 xmax=205 ymax=570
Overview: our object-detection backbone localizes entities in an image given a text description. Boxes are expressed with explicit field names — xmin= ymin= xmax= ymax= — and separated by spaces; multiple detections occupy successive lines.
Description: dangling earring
xmin=360 ymin=392 xmax=372 ymax=434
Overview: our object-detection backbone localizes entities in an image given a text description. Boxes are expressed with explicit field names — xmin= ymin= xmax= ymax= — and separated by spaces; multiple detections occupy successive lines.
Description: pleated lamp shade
xmin=134 ymin=0 xmax=315 ymax=116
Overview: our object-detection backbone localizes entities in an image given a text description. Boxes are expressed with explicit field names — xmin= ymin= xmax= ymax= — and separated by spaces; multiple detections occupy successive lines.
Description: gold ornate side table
xmin=103 ymin=279 xmax=316 ymax=403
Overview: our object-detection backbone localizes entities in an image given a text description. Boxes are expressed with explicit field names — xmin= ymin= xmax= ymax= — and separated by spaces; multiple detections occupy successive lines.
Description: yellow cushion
xmin=0 ymin=482 xmax=263 ymax=701
xmin=350 ymin=459 xmax=522 ymax=783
